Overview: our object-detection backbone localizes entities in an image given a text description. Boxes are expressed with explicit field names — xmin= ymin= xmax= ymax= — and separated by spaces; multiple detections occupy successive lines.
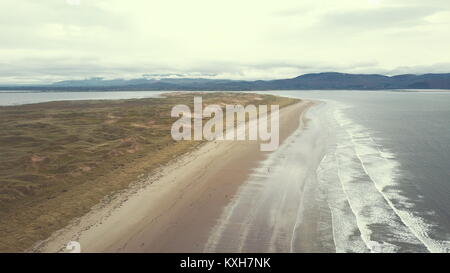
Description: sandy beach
xmin=30 ymin=100 xmax=313 ymax=253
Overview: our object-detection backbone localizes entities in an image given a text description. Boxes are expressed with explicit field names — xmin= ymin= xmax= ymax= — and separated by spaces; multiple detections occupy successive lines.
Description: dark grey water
xmin=263 ymin=90 xmax=450 ymax=252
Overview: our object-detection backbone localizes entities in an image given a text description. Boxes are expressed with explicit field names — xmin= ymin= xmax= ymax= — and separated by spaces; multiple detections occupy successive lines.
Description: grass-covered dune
xmin=0 ymin=92 xmax=298 ymax=252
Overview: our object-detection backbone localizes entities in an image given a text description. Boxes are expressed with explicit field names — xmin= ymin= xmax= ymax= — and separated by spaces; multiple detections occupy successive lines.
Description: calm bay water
xmin=0 ymin=90 xmax=166 ymax=106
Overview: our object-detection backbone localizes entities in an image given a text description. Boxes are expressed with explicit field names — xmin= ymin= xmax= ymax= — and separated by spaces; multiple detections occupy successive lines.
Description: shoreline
xmin=31 ymin=100 xmax=314 ymax=253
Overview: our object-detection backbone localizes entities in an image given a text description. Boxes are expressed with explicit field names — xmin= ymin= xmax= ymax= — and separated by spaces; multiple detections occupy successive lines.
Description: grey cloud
xmin=0 ymin=57 xmax=376 ymax=83
xmin=386 ymin=63 xmax=450 ymax=75
xmin=0 ymin=0 xmax=126 ymax=28
xmin=0 ymin=56 xmax=173 ymax=83
xmin=0 ymin=1 xmax=129 ymax=51
xmin=1 ymin=57 xmax=449 ymax=84
xmin=142 ymin=73 xmax=218 ymax=79
xmin=244 ymin=60 xmax=380 ymax=73
xmin=397 ymin=0 xmax=450 ymax=6
xmin=317 ymin=6 xmax=441 ymax=30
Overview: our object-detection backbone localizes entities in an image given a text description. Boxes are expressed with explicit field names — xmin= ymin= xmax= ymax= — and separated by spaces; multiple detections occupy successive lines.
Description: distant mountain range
xmin=2 ymin=72 xmax=450 ymax=91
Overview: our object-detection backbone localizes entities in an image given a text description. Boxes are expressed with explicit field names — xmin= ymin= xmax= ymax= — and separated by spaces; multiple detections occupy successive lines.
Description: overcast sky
xmin=1 ymin=0 xmax=450 ymax=83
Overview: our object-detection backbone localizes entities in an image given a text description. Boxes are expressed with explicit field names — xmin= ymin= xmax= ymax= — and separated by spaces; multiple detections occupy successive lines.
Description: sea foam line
xmin=330 ymin=103 xmax=426 ymax=252
xmin=334 ymin=105 xmax=450 ymax=253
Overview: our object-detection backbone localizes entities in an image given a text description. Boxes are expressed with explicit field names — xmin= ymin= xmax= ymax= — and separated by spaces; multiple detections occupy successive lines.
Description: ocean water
xmin=207 ymin=90 xmax=450 ymax=253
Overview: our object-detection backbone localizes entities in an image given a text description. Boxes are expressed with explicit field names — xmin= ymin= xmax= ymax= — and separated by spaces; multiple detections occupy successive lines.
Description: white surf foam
xmin=332 ymin=103 xmax=450 ymax=253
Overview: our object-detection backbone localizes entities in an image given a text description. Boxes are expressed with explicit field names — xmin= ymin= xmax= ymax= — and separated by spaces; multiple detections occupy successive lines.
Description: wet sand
xmin=31 ymin=100 xmax=314 ymax=253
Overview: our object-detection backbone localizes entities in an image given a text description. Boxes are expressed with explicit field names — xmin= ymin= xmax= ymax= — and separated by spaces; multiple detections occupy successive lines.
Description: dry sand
xmin=30 ymin=100 xmax=314 ymax=253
